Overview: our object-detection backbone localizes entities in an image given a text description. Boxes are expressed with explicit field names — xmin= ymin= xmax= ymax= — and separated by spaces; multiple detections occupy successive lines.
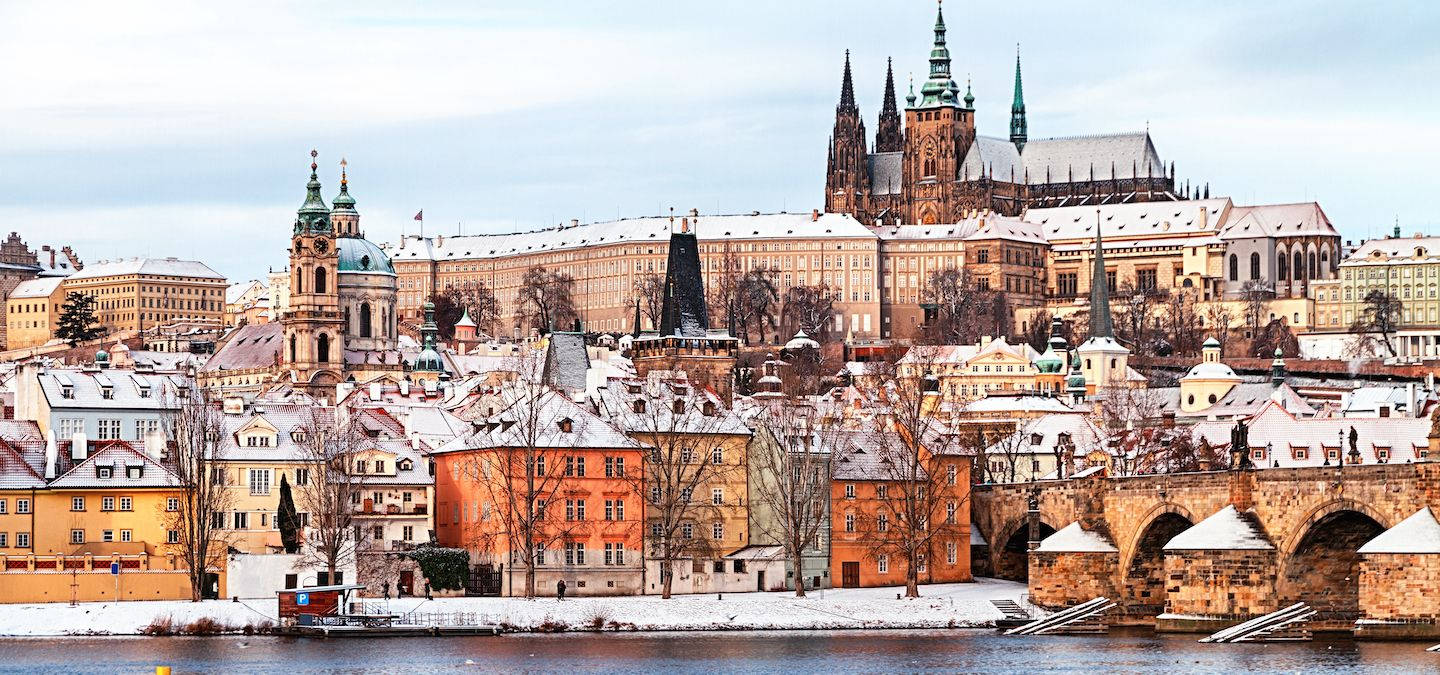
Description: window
xmin=876 ymin=485 xmax=888 ymax=499
xmin=681 ymin=522 xmax=693 ymax=539
xmin=712 ymin=522 xmax=723 ymax=540
xmin=947 ymin=465 xmax=957 ymax=485
xmin=211 ymin=511 xmax=226 ymax=529
xmin=102 ymin=529 xmax=114 ymax=543
xmin=711 ymin=447 xmax=723 ymax=464
xmin=98 ymin=466 xmax=113 ymax=480
xmin=604 ymin=542 xmax=625 ymax=565
xmin=234 ymin=512 xmax=249 ymax=529
xmin=249 ymin=468 xmax=271 ymax=496
xmin=566 ymin=456 xmax=586 ymax=477
xmin=119 ymin=497 xmax=132 ymax=511
xmin=946 ymin=501 xmax=957 ymax=524
xmin=0 ymin=533 xmax=7 ymax=547
xmin=72 ymin=497 xmax=85 ymax=511
xmin=712 ymin=488 xmax=724 ymax=505
xmin=845 ymin=484 xmax=855 ymax=499
xmin=947 ymin=540 xmax=958 ymax=565
xmin=649 ymin=486 xmax=660 ymax=503
xmin=0 ymin=500 xmax=5 ymax=515
xmin=121 ymin=529 xmax=133 ymax=543
xmin=532 ymin=456 xmax=545 ymax=476
xmin=1250 ymin=252 xmax=1261 ymax=280
xmin=295 ymin=468 xmax=310 ymax=486
xmin=680 ymin=487 xmax=692 ymax=502
xmin=877 ymin=512 xmax=889 ymax=533
xmin=126 ymin=465 xmax=142 ymax=479
xmin=845 ymin=512 xmax=855 ymax=533
xmin=16 ymin=533 xmax=29 ymax=548
xmin=1057 ymin=272 xmax=1078 ymax=297
xmin=97 ymin=419 xmax=122 ymax=440
xmin=564 ymin=541 xmax=586 ymax=565
xmin=72 ymin=529 xmax=87 ymax=545
xmin=166 ymin=529 xmax=180 ymax=544
xmin=166 ymin=497 xmax=179 ymax=512
xmin=1228 ymin=254 xmax=1238 ymax=281
xmin=565 ymin=499 xmax=585 ymax=521
xmin=878 ymin=554 xmax=888 ymax=574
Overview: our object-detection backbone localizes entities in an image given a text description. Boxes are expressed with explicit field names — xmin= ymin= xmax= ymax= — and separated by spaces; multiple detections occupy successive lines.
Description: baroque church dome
xmin=336 ymin=237 xmax=395 ymax=275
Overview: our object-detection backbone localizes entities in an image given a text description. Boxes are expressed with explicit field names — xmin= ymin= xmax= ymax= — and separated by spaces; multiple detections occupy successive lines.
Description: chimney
xmin=144 ymin=430 xmax=166 ymax=460
xmin=811 ymin=209 xmax=820 ymax=222
xmin=399 ymin=379 xmax=411 ymax=396
xmin=1198 ymin=205 xmax=1208 ymax=231
xmin=571 ymin=219 xmax=579 ymax=227
xmin=44 ymin=430 xmax=57 ymax=479
xmin=70 ymin=432 xmax=88 ymax=461
xmin=1408 ymin=382 xmax=1418 ymax=417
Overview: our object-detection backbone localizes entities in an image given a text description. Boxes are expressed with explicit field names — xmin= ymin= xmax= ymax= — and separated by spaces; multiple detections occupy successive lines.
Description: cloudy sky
xmin=2 ymin=1 xmax=1436 ymax=283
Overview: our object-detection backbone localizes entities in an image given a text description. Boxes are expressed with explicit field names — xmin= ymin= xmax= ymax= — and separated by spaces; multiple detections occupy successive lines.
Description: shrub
xmin=404 ymin=544 xmax=470 ymax=592
xmin=584 ymin=606 xmax=611 ymax=630
xmin=536 ymin=616 xmax=568 ymax=633
xmin=182 ymin=617 xmax=227 ymax=635
xmin=142 ymin=615 xmax=175 ymax=636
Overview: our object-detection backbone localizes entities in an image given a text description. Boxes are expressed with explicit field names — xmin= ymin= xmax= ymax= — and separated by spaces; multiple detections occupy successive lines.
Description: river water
xmin=0 ymin=629 xmax=1433 ymax=673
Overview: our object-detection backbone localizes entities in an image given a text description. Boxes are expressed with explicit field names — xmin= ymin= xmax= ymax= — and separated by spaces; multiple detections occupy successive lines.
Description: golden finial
xmin=340 ymin=157 xmax=348 ymax=185
xmin=309 ymin=148 xmax=318 ymax=172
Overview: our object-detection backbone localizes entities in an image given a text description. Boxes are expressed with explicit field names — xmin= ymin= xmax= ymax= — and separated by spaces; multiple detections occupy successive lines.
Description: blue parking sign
xmin=296 ymin=592 xmax=309 ymax=606
xmin=110 ymin=562 xmax=119 ymax=575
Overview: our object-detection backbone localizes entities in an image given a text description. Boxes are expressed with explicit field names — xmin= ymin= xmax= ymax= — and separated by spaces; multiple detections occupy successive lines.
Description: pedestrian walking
xmin=557 ymin=579 xmax=567 ymax=601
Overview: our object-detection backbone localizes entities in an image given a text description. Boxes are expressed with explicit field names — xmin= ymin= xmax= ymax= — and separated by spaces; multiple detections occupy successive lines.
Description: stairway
xmin=1200 ymin=603 xmax=1316 ymax=643
xmin=1005 ymin=597 xmax=1114 ymax=636
xmin=991 ymin=599 xmax=1033 ymax=628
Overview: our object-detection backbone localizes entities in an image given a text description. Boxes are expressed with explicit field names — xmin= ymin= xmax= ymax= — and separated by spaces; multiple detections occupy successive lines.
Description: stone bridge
xmin=971 ymin=464 xmax=1440 ymax=636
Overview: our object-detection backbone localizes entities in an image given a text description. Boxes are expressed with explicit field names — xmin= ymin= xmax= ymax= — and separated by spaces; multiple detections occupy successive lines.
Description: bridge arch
xmin=1277 ymin=498 xmax=1389 ymax=628
xmin=1117 ymin=503 xmax=1197 ymax=622
xmin=993 ymin=515 xmax=1058 ymax=582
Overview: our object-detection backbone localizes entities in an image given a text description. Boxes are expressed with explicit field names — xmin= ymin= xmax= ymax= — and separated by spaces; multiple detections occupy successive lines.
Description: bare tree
xmin=921 ymin=268 xmax=1006 ymax=345
xmin=1204 ymin=302 xmax=1235 ymax=356
xmin=738 ymin=267 xmax=780 ymax=344
xmin=515 ymin=266 xmax=578 ymax=334
xmin=860 ymin=346 xmax=972 ymax=597
xmin=708 ymin=242 xmax=744 ymax=338
xmin=781 ymin=283 xmax=837 ymax=343
xmin=433 ymin=281 xmax=500 ymax=338
xmin=1351 ymin=290 xmax=1402 ymax=357
xmin=1164 ymin=289 xmax=1204 ymax=357
xmin=162 ymin=385 xmax=232 ymax=601
xmin=749 ymin=400 xmax=834 ymax=597
xmin=607 ymin=378 xmax=744 ymax=599
xmin=1114 ymin=282 xmax=1162 ymax=350
xmin=458 ymin=366 xmax=589 ymax=598
xmin=1238 ymin=279 xmax=1273 ymax=346
xmin=633 ymin=272 xmax=665 ymax=333
xmin=295 ymin=407 xmax=369 ymax=583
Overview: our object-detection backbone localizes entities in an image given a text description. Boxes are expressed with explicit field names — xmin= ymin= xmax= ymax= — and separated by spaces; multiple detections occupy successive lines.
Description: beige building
xmin=6 ymin=277 xmax=65 ymax=349
xmin=61 ymin=257 xmax=226 ymax=335
xmin=1305 ymin=235 xmax=1440 ymax=359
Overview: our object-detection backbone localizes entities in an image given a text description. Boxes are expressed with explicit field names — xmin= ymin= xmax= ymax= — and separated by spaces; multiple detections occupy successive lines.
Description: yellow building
xmin=1178 ymin=338 xmax=1244 ymax=412
xmin=895 ymin=337 xmax=1053 ymax=405
xmin=1305 ymin=235 xmax=1440 ymax=359
xmin=61 ymin=257 xmax=226 ymax=335
xmin=6 ymin=277 xmax=65 ymax=350
xmin=213 ymin=401 xmax=320 ymax=554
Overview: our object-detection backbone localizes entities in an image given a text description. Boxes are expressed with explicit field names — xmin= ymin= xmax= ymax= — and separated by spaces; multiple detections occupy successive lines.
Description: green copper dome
xmin=336 ymin=238 xmax=395 ymax=275
xmin=1035 ymin=346 xmax=1064 ymax=374
xmin=414 ymin=301 xmax=445 ymax=373
xmin=295 ymin=150 xmax=332 ymax=234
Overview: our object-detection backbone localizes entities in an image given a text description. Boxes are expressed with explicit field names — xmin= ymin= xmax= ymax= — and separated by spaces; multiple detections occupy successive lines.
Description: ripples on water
xmin=0 ymin=629 xmax=1433 ymax=674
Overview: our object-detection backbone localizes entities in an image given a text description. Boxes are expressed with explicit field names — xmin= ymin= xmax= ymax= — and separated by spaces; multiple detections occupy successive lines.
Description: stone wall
xmin=1158 ymin=549 xmax=1277 ymax=632
xmin=1028 ymin=551 xmax=1117 ymax=609
xmin=1357 ymin=553 xmax=1440 ymax=638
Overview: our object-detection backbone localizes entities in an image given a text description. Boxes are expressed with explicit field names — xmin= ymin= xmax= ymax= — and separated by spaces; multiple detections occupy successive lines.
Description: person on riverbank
xmin=557 ymin=580 xmax=567 ymax=601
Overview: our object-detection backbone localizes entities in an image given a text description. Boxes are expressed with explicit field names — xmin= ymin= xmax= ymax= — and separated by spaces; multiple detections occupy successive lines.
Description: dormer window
xmin=97 ymin=466 xmax=113 ymax=479
xmin=355 ymin=460 xmax=368 ymax=474
xmin=374 ymin=460 xmax=386 ymax=473
xmin=702 ymin=401 xmax=716 ymax=417
xmin=1030 ymin=433 xmax=1043 ymax=446
xmin=672 ymin=400 xmax=685 ymax=415
xmin=633 ymin=400 xmax=646 ymax=414
xmin=291 ymin=430 xmax=307 ymax=443
xmin=127 ymin=466 xmax=143 ymax=479
xmin=627 ymin=384 xmax=642 ymax=395
xmin=398 ymin=459 xmax=414 ymax=472
xmin=558 ymin=418 xmax=574 ymax=433
xmin=61 ymin=386 xmax=74 ymax=399
xmin=101 ymin=386 xmax=114 ymax=400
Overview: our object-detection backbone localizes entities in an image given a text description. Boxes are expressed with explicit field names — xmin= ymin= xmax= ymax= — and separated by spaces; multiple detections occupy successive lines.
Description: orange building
xmin=433 ymin=388 xmax=646 ymax=596
xmin=829 ymin=425 xmax=973 ymax=589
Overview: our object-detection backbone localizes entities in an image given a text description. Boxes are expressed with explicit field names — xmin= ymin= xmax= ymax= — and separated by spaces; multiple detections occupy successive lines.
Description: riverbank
xmin=0 ymin=578 xmax=1029 ymax=636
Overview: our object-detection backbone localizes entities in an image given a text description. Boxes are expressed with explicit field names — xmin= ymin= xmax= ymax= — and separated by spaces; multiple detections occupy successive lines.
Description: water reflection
xmin=0 ymin=629 xmax=1433 ymax=674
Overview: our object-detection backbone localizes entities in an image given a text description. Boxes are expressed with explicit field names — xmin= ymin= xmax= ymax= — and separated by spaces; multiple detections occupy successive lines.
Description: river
xmin=0 ymin=629 xmax=1433 ymax=673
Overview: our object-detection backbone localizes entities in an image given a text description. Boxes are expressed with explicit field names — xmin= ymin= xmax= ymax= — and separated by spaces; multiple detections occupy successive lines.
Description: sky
xmin=2 ymin=1 xmax=1438 ymax=283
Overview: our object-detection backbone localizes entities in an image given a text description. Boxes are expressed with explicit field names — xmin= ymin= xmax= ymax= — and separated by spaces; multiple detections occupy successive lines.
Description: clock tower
xmin=282 ymin=150 xmax=345 ymax=395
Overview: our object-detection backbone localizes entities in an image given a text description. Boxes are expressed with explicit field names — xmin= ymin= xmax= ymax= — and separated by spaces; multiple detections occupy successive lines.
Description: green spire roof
xmin=332 ymin=158 xmax=356 ymax=211
xmin=914 ymin=2 xmax=961 ymax=109
xmin=1010 ymin=45 xmax=1027 ymax=149
xmin=414 ymin=301 xmax=445 ymax=373
xmin=963 ymin=77 xmax=974 ymax=109
xmin=294 ymin=149 xmax=332 ymax=235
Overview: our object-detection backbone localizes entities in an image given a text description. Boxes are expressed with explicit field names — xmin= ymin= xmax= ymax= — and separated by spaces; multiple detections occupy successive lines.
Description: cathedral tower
xmin=824 ymin=50 xmax=870 ymax=218
xmin=331 ymin=158 xmax=361 ymax=238
xmin=1010 ymin=46 xmax=1028 ymax=152
xmin=875 ymin=57 xmax=904 ymax=153
xmin=282 ymin=150 xmax=345 ymax=393
xmin=902 ymin=1 xmax=975 ymax=224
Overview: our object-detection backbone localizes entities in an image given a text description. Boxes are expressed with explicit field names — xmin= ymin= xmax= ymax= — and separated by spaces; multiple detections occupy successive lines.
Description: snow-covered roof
xmin=1076 ymin=336 xmax=1128 ymax=354
xmin=1182 ymin=361 xmax=1241 ymax=381
xmin=68 ymin=257 xmax=223 ymax=281
xmin=592 ymin=375 xmax=750 ymax=437
xmin=37 ymin=368 xmax=183 ymax=410
xmin=49 ymin=441 xmax=180 ymax=489
xmin=9 ymin=277 xmax=63 ymax=299
xmin=1164 ymin=505 xmax=1273 ymax=551
xmin=436 ymin=386 xmax=640 ymax=453
xmin=385 ymin=212 xmax=874 ymax=262
xmin=1219 ymin=202 xmax=1336 ymax=240
xmin=1345 ymin=236 xmax=1440 ymax=266
xmin=1025 ymin=198 xmax=1232 ymax=243
xmin=1192 ymin=399 xmax=1426 ymax=467
xmin=958 ymin=395 xmax=1076 ymax=415
xmin=866 ymin=152 xmax=903 ymax=196
xmin=1357 ymin=508 xmax=1440 ymax=555
xmin=985 ymin=413 xmax=1105 ymax=459
xmin=1036 ymin=522 xmax=1119 ymax=553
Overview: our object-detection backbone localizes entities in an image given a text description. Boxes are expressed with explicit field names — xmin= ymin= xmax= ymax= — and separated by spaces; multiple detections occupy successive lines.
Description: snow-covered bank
xmin=0 ymin=579 xmax=1030 ymax=636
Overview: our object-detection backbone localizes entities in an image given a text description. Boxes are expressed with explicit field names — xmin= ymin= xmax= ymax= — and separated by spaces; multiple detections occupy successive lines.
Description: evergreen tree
xmin=55 ymin=291 xmax=104 ymax=346
xmin=277 ymin=473 xmax=300 ymax=554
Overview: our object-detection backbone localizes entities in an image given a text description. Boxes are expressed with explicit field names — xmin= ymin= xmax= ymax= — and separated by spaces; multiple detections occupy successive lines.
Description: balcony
xmin=355 ymin=501 xmax=429 ymax=516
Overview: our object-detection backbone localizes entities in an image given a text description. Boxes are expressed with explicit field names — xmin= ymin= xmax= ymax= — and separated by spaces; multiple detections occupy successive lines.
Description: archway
xmin=996 ymin=520 xmax=1056 ymax=582
xmin=1279 ymin=508 xmax=1385 ymax=629
xmin=1119 ymin=510 xmax=1194 ymax=622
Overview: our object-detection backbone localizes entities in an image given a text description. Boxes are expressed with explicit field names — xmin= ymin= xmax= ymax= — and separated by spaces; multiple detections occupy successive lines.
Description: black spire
xmin=875 ymin=57 xmax=904 ymax=153
xmin=658 ymin=212 xmax=710 ymax=338
xmin=838 ymin=49 xmax=857 ymax=112
xmin=1089 ymin=209 xmax=1115 ymax=339
xmin=632 ymin=298 xmax=643 ymax=338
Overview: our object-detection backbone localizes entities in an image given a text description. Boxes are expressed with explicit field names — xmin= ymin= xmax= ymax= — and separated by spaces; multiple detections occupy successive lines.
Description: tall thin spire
xmin=875 ymin=56 xmax=903 ymax=152
xmin=838 ymin=49 xmax=857 ymax=112
xmin=916 ymin=0 xmax=960 ymax=108
xmin=1010 ymin=44 xmax=1028 ymax=151
xmin=1089 ymin=208 xmax=1114 ymax=339
xmin=294 ymin=149 xmax=332 ymax=235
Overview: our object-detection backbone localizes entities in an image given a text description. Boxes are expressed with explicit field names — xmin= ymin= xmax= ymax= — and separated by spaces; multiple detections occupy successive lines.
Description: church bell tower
xmin=282 ymin=150 xmax=345 ymax=394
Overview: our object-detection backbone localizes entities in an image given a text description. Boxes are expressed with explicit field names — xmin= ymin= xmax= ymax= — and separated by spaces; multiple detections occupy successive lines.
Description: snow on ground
xmin=0 ymin=578 xmax=1030 ymax=636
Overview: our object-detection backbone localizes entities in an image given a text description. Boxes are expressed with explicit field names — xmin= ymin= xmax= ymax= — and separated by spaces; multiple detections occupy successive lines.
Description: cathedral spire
xmin=875 ymin=57 xmax=904 ymax=153
xmin=838 ymin=49 xmax=857 ymax=112
xmin=295 ymin=149 xmax=332 ymax=235
xmin=1010 ymin=45 xmax=1028 ymax=151
xmin=916 ymin=0 xmax=960 ymax=108
xmin=1089 ymin=208 xmax=1114 ymax=339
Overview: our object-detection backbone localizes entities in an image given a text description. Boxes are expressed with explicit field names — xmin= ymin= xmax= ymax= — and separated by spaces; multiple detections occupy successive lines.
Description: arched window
xmin=1277 ymin=253 xmax=1288 ymax=281
xmin=1294 ymin=252 xmax=1304 ymax=281
xmin=317 ymin=333 xmax=330 ymax=363
xmin=294 ymin=268 xmax=303 ymax=294
xmin=315 ymin=266 xmax=328 ymax=294
xmin=1250 ymin=252 xmax=1261 ymax=280
xmin=360 ymin=302 xmax=372 ymax=338
xmin=289 ymin=334 xmax=296 ymax=363
xmin=1308 ymin=252 xmax=1318 ymax=280
xmin=1228 ymin=254 xmax=1238 ymax=281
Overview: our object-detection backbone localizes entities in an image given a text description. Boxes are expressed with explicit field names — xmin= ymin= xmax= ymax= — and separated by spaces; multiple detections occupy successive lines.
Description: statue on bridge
xmin=1229 ymin=419 xmax=1252 ymax=470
